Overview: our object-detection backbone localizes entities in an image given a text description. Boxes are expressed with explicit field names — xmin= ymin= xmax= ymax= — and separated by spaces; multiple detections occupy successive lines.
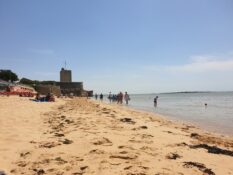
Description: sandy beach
xmin=0 ymin=96 xmax=233 ymax=175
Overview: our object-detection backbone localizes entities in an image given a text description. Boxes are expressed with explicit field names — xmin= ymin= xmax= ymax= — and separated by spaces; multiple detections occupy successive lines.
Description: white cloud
xmin=169 ymin=59 xmax=233 ymax=73
xmin=144 ymin=55 xmax=233 ymax=73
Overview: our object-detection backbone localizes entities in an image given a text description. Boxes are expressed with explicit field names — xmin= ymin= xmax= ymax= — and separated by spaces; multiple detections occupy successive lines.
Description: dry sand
xmin=0 ymin=96 xmax=233 ymax=175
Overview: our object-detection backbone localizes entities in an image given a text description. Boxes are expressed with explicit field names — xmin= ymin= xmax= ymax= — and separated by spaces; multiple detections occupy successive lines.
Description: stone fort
xmin=36 ymin=68 xmax=92 ymax=97
xmin=57 ymin=68 xmax=85 ymax=96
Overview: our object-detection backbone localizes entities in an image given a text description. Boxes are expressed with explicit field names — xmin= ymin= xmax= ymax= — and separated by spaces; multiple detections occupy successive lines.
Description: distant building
xmin=60 ymin=68 xmax=72 ymax=82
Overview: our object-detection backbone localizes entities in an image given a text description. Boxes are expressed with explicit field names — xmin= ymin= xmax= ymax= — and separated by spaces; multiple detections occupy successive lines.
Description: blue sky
xmin=1 ymin=0 xmax=233 ymax=93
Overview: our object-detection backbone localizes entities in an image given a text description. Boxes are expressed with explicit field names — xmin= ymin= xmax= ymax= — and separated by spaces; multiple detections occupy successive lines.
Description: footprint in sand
xmin=59 ymin=138 xmax=73 ymax=145
xmin=54 ymin=132 xmax=65 ymax=137
xmin=33 ymin=169 xmax=45 ymax=175
xmin=140 ymin=146 xmax=158 ymax=156
xmin=16 ymin=161 xmax=27 ymax=167
xmin=165 ymin=142 xmax=188 ymax=148
xmin=72 ymin=156 xmax=84 ymax=162
xmin=92 ymin=137 xmax=113 ymax=146
xmin=119 ymin=151 xmax=128 ymax=154
xmin=109 ymin=153 xmax=138 ymax=160
xmin=20 ymin=151 xmax=31 ymax=158
xmin=54 ymin=157 xmax=68 ymax=165
xmin=72 ymin=166 xmax=89 ymax=175
xmin=120 ymin=118 xmax=136 ymax=124
xmin=166 ymin=152 xmax=182 ymax=160
xmin=118 ymin=145 xmax=135 ymax=150
xmin=72 ymin=171 xmax=84 ymax=175
xmin=102 ymin=110 xmax=111 ymax=114
xmin=39 ymin=141 xmax=61 ymax=148
xmin=140 ymin=146 xmax=156 ymax=151
xmin=140 ymin=134 xmax=154 ymax=139
xmin=175 ymin=142 xmax=188 ymax=147
xmin=128 ymin=139 xmax=142 ymax=144
xmin=132 ymin=126 xmax=148 ymax=130
xmin=138 ymin=166 xmax=150 ymax=170
xmin=163 ymin=130 xmax=180 ymax=135
xmin=39 ymin=158 xmax=50 ymax=164
xmin=60 ymin=115 xmax=66 ymax=120
xmin=64 ymin=119 xmax=74 ymax=124
xmin=124 ymin=166 xmax=148 ymax=175
xmin=129 ymin=137 xmax=153 ymax=144
xmin=124 ymin=166 xmax=133 ymax=170
xmin=80 ymin=166 xmax=88 ymax=171
xmin=89 ymin=149 xmax=105 ymax=154
xmin=69 ymin=157 xmax=84 ymax=166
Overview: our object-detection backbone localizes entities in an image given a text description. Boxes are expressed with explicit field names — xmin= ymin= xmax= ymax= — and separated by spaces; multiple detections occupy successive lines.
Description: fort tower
xmin=60 ymin=68 xmax=72 ymax=82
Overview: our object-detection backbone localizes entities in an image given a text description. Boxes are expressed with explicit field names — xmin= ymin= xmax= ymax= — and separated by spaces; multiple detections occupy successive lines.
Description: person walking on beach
xmin=95 ymin=93 xmax=98 ymax=100
xmin=154 ymin=96 xmax=158 ymax=107
xmin=117 ymin=93 xmax=120 ymax=103
xmin=108 ymin=92 xmax=112 ymax=103
xmin=117 ymin=92 xmax=123 ymax=104
xmin=100 ymin=93 xmax=103 ymax=101
xmin=112 ymin=94 xmax=117 ymax=102
xmin=205 ymin=103 xmax=207 ymax=108
xmin=124 ymin=92 xmax=130 ymax=105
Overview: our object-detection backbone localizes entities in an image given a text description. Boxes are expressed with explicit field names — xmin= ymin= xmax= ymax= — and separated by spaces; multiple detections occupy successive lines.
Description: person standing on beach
xmin=124 ymin=92 xmax=130 ymax=105
xmin=154 ymin=96 xmax=158 ymax=107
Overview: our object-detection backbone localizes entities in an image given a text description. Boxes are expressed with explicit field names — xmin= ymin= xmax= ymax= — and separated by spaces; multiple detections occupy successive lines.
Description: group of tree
xmin=0 ymin=70 xmax=55 ymax=86
xmin=0 ymin=70 xmax=19 ymax=82
xmin=20 ymin=78 xmax=56 ymax=86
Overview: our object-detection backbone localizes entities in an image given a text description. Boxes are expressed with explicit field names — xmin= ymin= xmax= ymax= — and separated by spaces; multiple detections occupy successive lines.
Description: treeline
xmin=20 ymin=78 xmax=56 ymax=86
xmin=0 ymin=70 xmax=19 ymax=82
xmin=0 ymin=70 xmax=55 ymax=86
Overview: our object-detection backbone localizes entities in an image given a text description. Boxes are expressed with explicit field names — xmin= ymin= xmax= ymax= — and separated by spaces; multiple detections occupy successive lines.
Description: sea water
xmin=104 ymin=92 xmax=233 ymax=136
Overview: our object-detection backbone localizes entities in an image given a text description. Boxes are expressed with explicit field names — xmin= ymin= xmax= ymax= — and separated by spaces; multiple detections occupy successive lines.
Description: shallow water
xmin=103 ymin=92 xmax=233 ymax=136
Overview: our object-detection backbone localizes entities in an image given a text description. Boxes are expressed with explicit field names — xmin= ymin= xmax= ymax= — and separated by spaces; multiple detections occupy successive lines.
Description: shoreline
xmin=97 ymin=99 xmax=233 ymax=139
xmin=113 ymin=92 xmax=233 ymax=137
xmin=102 ymin=100 xmax=233 ymax=137
xmin=128 ymin=105 xmax=233 ymax=138
xmin=0 ymin=96 xmax=233 ymax=175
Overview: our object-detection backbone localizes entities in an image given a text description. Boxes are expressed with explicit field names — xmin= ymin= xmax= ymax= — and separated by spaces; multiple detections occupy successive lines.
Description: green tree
xmin=19 ymin=78 xmax=33 ymax=84
xmin=0 ymin=70 xmax=19 ymax=82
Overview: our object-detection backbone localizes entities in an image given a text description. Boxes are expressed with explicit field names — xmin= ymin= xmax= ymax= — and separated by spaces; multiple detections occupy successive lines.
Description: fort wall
xmin=36 ymin=85 xmax=61 ymax=96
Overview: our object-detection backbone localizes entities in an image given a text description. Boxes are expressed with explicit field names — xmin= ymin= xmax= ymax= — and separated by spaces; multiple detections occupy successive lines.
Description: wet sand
xmin=0 ymin=96 xmax=233 ymax=175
